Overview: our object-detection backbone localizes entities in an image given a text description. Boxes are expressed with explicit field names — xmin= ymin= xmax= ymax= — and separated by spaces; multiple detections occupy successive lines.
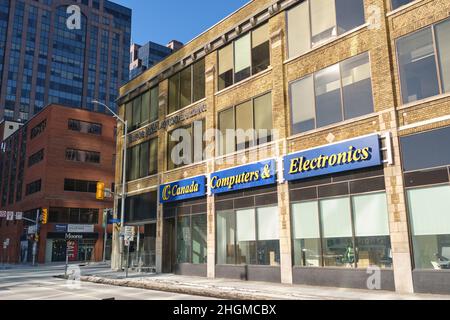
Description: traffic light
xmin=41 ymin=208 xmax=48 ymax=225
xmin=96 ymin=182 xmax=105 ymax=200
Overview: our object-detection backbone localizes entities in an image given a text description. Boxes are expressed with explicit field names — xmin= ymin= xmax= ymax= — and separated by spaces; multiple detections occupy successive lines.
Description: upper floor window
xmin=391 ymin=0 xmax=414 ymax=10
xmin=125 ymin=86 xmax=159 ymax=132
xmin=30 ymin=119 xmax=46 ymax=139
xmin=68 ymin=119 xmax=102 ymax=135
xmin=167 ymin=120 xmax=205 ymax=170
xmin=218 ymin=92 xmax=273 ymax=156
xmin=28 ymin=149 xmax=44 ymax=167
xmin=64 ymin=179 xmax=98 ymax=193
xmin=218 ymin=23 xmax=270 ymax=91
xmin=290 ymin=52 xmax=373 ymax=135
xmin=65 ymin=148 xmax=101 ymax=164
xmin=396 ymin=18 xmax=450 ymax=105
xmin=168 ymin=59 xmax=205 ymax=114
xmin=287 ymin=0 xmax=365 ymax=58
xmin=127 ymin=138 xmax=158 ymax=181
xmin=26 ymin=179 xmax=41 ymax=196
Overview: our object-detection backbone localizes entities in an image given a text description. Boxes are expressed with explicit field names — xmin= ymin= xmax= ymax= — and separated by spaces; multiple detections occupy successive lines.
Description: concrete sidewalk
xmin=79 ymin=268 xmax=450 ymax=300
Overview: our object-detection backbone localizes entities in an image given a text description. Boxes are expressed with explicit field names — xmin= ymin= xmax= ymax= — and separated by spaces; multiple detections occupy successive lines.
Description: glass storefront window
xmin=320 ymin=197 xmax=353 ymax=268
xmin=236 ymin=209 xmax=257 ymax=265
xmin=177 ymin=216 xmax=191 ymax=264
xmin=216 ymin=210 xmax=236 ymax=265
xmin=292 ymin=201 xmax=321 ymax=267
xmin=192 ymin=214 xmax=207 ymax=264
xmin=291 ymin=192 xmax=391 ymax=269
xmin=217 ymin=206 xmax=279 ymax=266
xmin=352 ymin=193 xmax=392 ymax=268
xmin=407 ymin=185 xmax=450 ymax=270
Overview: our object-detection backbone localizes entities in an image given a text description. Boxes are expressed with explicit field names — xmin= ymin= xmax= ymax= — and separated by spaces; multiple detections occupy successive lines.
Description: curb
xmin=80 ymin=276 xmax=296 ymax=300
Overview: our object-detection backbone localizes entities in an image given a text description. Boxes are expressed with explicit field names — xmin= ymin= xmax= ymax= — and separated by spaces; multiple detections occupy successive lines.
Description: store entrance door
xmin=162 ymin=218 xmax=175 ymax=273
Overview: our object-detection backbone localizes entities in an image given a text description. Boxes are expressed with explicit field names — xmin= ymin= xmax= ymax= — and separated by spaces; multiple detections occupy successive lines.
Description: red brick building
xmin=0 ymin=104 xmax=116 ymax=264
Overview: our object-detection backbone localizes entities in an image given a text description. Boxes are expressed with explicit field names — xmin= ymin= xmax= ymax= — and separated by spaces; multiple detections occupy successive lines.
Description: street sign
xmin=28 ymin=225 xmax=37 ymax=234
xmin=15 ymin=212 xmax=23 ymax=220
xmin=6 ymin=211 xmax=14 ymax=221
xmin=124 ymin=239 xmax=130 ymax=247
xmin=0 ymin=211 xmax=6 ymax=218
xmin=108 ymin=218 xmax=121 ymax=224
xmin=124 ymin=226 xmax=135 ymax=242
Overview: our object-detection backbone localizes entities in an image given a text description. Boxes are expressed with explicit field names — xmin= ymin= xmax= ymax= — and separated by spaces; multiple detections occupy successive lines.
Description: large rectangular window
xmin=49 ymin=208 xmax=99 ymax=224
xmin=124 ymin=86 xmax=159 ymax=131
xmin=127 ymin=137 xmax=158 ymax=181
xmin=400 ymin=127 xmax=450 ymax=172
xmin=28 ymin=149 xmax=44 ymax=167
xmin=26 ymin=179 xmax=41 ymax=196
xmin=64 ymin=179 xmax=97 ymax=193
xmin=168 ymin=59 xmax=205 ymax=114
xmin=292 ymin=192 xmax=391 ymax=269
xmin=287 ymin=0 xmax=365 ymax=58
xmin=68 ymin=119 xmax=102 ymax=135
xmin=65 ymin=149 xmax=100 ymax=164
xmin=216 ymin=206 xmax=280 ymax=266
xmin=397 ymin=18 xmax=450 ymax=104
xmin=218 ymin=23 xmax=270 ymax=91
xmin=218 ymin=92 xmax=273 ymax=156
xmin=290 ymin=53 xmax=373 ymax=134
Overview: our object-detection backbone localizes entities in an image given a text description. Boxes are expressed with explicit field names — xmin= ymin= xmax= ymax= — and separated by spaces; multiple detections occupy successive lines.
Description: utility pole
xmin=92 ymin=101 xmax=127 ymax=271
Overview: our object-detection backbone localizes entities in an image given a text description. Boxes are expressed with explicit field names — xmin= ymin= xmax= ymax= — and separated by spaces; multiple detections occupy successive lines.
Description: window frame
xmin=289 ymin=52 xmax=374 ymax=136
xmin=290 ymin=190 xmax=392 ymax=269
xmin=174 ymin=212 xmax=208 ymax=265
xmin=395 ymin=18 xmax=450 ymax=106
xmin=216 ymin=23 xmax=271 ymax=91
xmin=285 ymin=0 xmax=366 ymax=60
xmin=168 ymin=59 xmax=206 ymax=115
xmin=215 ymin=204 xmax=280 ymax=266
xmin=217 ymin=91 xmax=273 ymax=156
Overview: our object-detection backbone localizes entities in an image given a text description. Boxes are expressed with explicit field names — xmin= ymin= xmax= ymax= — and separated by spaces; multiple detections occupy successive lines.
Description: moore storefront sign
xmin=284 ymin=134 xmax=382 ymax=181
xmin=210 ymin=159 xmax=277 ymax=195
xmin=160 ymin=176 xmax=206 ymax=203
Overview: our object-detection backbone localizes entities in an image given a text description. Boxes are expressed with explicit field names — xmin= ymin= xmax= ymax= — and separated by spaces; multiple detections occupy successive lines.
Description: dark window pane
xmin=251 ymin=23 xmax=270 ymax=75
xmin=342 ymin=53 xmax=374 ymax=119
xmin=400 ymin=127 xmax=450 ymax=171
xmin=391 ymin=0 xmax=414 ymax=10
xmin=404 ymin=167 xmax=449 ymax=188
xmin=315 ymin=64 xmax=343 ymax=127
xmin=397 ymin=27 xmax=440 ymax=104
xmin=336 ymin=0 xmax=365 ymax=35
xmin=179 ymin=67 xmax=192 ymax=108
xmin=193 ymin=60 xmax=205 ymax=102
xmin=168 ymin=73 xmax=180 ymax=114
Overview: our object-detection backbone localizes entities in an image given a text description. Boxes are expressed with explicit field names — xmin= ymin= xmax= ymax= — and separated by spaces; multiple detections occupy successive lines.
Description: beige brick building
xmin=113 ymin=0 xmax=450 ymax=294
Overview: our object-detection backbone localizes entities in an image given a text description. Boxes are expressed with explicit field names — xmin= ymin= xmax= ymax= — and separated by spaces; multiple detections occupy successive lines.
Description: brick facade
xmin=114 ymin=0 xmax=450 ymax=294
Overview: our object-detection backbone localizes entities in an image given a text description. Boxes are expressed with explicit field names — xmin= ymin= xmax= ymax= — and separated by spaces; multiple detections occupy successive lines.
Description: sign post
xmin=124 ymin=226 xmax=134 ymax=278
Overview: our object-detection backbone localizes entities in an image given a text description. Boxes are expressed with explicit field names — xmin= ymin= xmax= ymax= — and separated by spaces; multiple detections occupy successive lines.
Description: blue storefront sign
xmin=210 ymin=159 xmax=277 ymax=195
xmin=284 ymin=135 xmax=382 ymax=181
xmin=160 ymin=176 xmax=207 ymax=203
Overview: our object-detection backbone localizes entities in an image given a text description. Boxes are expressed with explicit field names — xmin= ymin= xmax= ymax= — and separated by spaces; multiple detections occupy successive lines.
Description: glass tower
xmin=0 ymin=0 xmax=131 ymax=121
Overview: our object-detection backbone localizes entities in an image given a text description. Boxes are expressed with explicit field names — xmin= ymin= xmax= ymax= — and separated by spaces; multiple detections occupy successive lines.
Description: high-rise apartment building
xmin=0 ymin=0 xmax=131 ymax=122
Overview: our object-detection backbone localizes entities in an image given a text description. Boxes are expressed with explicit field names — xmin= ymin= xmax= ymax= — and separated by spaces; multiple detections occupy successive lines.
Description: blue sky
xmin=115 ymin=0 xmax=250 ymax=45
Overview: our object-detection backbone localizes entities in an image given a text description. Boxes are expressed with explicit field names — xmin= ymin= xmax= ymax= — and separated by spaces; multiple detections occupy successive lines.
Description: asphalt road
xmin=0 ymin=264 xmax=214 ymax=300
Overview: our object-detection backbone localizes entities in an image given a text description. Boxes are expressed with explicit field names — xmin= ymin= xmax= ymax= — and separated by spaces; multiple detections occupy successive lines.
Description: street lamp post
xmin=92 ymin=100 xmax=127 ymax=270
